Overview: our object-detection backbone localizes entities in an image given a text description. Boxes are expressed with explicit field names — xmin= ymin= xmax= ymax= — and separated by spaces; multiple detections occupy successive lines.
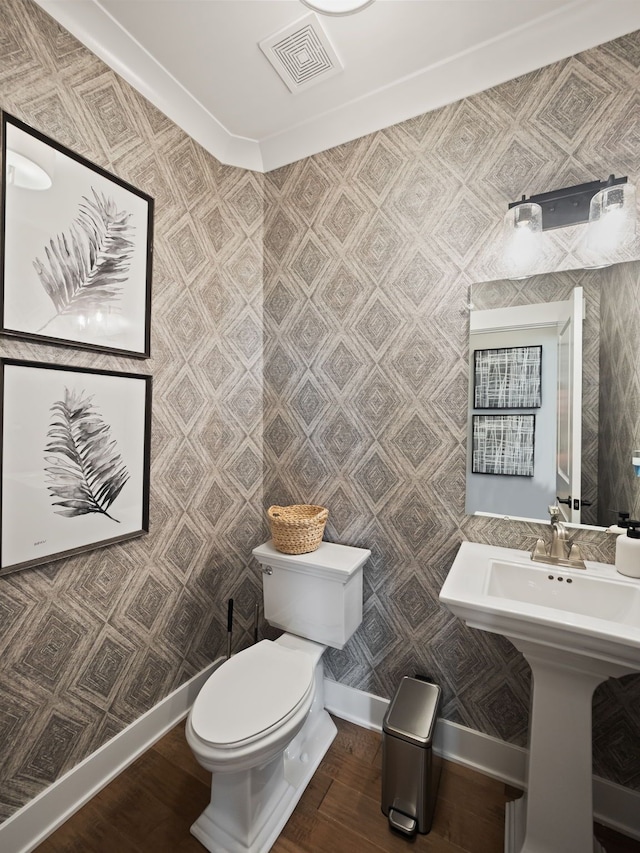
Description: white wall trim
xmin=31 ymin=0 xmax=264 ymax=172
xmin=324 ymin=675 xmax=388 ymax=731
xmin=2 ymin=670 xmax=638 ymax=851
xmin=32 ymin=0 xmax=640 ymax=173
xmin=0 ymin=659 xmax=223 ymax=853
xmin=324 ymin=678 xmax=640 ymax=843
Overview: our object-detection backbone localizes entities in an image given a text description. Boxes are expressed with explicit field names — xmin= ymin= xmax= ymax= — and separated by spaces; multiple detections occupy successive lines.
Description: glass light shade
xmin=586 ymin=182 xmax=636 ymax=255
xmin=300 ymin=0 xmax=374 ymax=15
xmin=5 ymin=149 xmax=52 ymax=190
xmin=502 ymin=202 xmax=543 ymax=279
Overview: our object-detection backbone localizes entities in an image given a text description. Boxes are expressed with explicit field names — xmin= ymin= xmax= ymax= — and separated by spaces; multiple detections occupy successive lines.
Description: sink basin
xmin=440 ymin=541 xmax=640 ymax=670
xmin=487 ymin=559 xmax=640 ymax=623
xmin=440 ymin=541 xmax=640 ymax=853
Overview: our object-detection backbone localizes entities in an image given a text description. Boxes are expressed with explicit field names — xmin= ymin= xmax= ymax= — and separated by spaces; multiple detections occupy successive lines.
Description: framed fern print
xmin=1 ymin=113 xmax=153 ymax=358
xmin=1 ymin=359 xmax=151 ymax=575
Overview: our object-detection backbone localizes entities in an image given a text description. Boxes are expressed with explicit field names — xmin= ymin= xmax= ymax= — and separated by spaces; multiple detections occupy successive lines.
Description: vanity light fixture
xmin=504 ymin=175 xmax=636 ymax=275
xmin=507 ymin=175 xmax=631 ymax=231
xmin=586 ymin=178 xmax=636 ymax=255
xmin=300 ymin=0 xmax=375 ymax=15
xmin=502 ymin=201 xmax=543 ymax=278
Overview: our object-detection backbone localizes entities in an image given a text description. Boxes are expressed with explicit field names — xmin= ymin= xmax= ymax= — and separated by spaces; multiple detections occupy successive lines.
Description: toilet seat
xmin=190 ymin=640 xmax=314 ymax=748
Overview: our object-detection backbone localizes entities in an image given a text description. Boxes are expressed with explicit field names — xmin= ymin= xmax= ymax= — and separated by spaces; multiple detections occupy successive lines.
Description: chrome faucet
xmin=531 ymin=505 xmax=586 ymax=569
xmin=549 ymin=506 xmax=569 ymax=558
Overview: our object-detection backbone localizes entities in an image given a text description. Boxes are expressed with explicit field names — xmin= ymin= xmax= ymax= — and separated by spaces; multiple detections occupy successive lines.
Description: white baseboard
xmin=324 ymin=678 xmax=640 ymax=843
xmin=2 ymin=666 xmax=638 ymax=852
xmin=0 ymin=658 xmax=223 ymax=853
xmin=593 ymin=777 xmax=640 ymax=843
xmin=324 ymin=677 xmax=388 ymax=731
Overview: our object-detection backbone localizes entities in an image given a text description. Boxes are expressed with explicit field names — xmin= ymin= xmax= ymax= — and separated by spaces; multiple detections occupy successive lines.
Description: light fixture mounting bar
xmin=509 ymin=175 xmax=628 ymax=231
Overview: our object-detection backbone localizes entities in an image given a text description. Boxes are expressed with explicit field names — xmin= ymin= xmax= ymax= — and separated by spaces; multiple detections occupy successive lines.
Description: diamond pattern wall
xmin=0 ymin=0 xmax=264 ymax=820
xmin=599 ymin=260 xmax=640 ymax=525
xmin=263 ymin=33 xmax=640 ymax=790
xmin=1 ymin=0 xmax=640 ymax=824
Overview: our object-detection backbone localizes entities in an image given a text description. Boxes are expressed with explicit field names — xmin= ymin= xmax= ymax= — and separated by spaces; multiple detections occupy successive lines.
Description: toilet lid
xmin=190 ymin=640 xmax=314 ymax=746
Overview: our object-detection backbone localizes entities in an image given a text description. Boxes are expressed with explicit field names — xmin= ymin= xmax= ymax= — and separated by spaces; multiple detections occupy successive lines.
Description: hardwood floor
xmin=36 ymin=717 xmax=639 ymax=853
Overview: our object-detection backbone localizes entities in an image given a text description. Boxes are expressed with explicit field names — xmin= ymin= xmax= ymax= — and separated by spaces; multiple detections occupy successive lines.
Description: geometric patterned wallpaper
xmin=1 ymin=0 xmax=639 ymax=822
xmin=599 ymin=259 xmax=640 ymax=524
xmin=263 ymin=32 xmax=640 ymax=790
xmin=0 ymin=0 xmax=266 ymax=821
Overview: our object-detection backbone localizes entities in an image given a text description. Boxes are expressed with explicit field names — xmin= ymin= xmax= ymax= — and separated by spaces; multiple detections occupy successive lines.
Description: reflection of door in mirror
xmin=555 ymin=287 xmax=583 ymax=523
xmin=467 ymin=262 xmax=640 ymax=529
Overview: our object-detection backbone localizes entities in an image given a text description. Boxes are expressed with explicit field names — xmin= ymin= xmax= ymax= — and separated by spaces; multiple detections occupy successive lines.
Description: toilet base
xmin=191 ymin=706 xmax=337 ymax=853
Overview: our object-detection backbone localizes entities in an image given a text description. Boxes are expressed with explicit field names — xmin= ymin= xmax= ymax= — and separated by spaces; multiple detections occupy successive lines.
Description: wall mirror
xmin=465 ymin=259 xmax=640 ymax=530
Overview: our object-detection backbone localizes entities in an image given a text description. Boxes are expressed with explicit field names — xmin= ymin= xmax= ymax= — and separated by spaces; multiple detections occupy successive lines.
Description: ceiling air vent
xmin=259 ymin=13 xmax=343 ymax=94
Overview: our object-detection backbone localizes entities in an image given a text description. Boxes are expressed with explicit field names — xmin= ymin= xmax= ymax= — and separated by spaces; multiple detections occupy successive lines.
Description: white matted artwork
xmin=1 ymin=359 xmax=151 ymax=575
xmin=474 ymin=345 xmax=542 ymax=409
xmin=472 ymin=414 xmax=535 ymax=477
xmin=1 ymin=113 xmax=153 ymax=357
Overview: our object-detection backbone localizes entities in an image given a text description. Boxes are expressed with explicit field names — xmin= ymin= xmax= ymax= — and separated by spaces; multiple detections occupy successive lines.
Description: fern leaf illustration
xmin=33 ymin=188 xmax=135 ymax=332
xmin=44 ymin=387 xmax=130 ymax=522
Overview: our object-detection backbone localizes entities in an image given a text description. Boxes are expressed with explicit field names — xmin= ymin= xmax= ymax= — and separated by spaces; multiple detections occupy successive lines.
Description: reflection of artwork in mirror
xmin=1 ymin=358 xmax=152 ymax=575
xmin=474 ymin=345 xmax=541 ymax=409
xmin=1 ymin=113 xmax=154 ymax=358
xmin=466 ymin=262 xmax=640 ymax=527
xmin=472 ymin=414 xmax=535 ymax=477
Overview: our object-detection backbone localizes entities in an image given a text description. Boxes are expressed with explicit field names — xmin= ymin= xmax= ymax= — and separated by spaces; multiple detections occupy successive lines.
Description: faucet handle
xmin=568 ymin=543 xmax=583 ymax=562
xmin=548 ymin=505 xmax=562 ymax=523
xmin=532 ymin=538 xmax=548 ymax=559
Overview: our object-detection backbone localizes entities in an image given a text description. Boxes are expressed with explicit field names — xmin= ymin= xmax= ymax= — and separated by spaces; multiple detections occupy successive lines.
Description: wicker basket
xmin=267 ymin=504 xmax=329 ymax=555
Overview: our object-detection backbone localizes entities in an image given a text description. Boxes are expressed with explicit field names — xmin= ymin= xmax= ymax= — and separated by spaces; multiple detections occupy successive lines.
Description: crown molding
xmin=33 ymin=0 xmax=265 ymax=171
xmin=31 ymin=1 xmax=640 ymax=173
xmin=260 ymin=0 xmax=640 ymax=170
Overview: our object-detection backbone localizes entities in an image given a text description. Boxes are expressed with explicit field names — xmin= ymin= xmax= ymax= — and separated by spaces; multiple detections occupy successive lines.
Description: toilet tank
xmin=252 ymin=541 xmax=370 ymax=650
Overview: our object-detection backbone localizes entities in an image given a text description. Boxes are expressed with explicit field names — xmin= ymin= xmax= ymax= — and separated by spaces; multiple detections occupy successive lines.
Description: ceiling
xmin=34 ymin=0 xmax=640 ymax=172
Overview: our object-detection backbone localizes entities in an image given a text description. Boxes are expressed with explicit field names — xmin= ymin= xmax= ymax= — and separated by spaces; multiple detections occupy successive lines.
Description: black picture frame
xmin=472 ymin=414 xmax=536 ymax=477
xmin=1 ymin=112 xmax=153 ymax=358
xmin=1 ymin=358 xmax=151 ymax=575
xmin=474 ymin=345 xmax=542 ymax=409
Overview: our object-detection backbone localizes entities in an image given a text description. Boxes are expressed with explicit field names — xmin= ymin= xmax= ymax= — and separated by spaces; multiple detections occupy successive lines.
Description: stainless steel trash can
xmin=381 ymin=676 xmax=441 ymax=836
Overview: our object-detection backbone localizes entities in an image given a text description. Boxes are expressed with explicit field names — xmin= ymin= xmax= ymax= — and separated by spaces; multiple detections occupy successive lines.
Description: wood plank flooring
xmin=36 ymin=717 xmax=639 ymax=853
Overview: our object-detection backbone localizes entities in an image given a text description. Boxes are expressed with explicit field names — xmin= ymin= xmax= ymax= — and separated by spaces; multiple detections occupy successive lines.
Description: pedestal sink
xmin=439 ymin=541 xmax=640 ymax=853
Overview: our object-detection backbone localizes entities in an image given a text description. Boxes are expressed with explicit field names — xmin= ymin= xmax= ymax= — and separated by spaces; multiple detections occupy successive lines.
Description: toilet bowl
xmin=187 ymin=634 xmax=333 ymax=853
xmin=186 ymin=637 xmax=318 ymax=775
xmin=186 ymin=540 xmax=371 ymax=853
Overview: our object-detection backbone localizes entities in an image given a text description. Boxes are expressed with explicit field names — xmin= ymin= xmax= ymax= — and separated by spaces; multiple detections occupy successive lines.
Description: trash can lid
xmin=383 ymin=677 xmax=441 ymax=747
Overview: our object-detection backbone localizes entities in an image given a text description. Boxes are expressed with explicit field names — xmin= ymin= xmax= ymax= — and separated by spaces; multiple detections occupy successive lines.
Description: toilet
xmin=186 ymin=539 xmax=371 ymax=853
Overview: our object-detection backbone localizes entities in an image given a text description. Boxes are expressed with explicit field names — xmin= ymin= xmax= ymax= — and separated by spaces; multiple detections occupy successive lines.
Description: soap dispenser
xmin=615 ymin=521 xmax=640 ymax=578
xmin=607 ymin=511 xmax=630 ymax=535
